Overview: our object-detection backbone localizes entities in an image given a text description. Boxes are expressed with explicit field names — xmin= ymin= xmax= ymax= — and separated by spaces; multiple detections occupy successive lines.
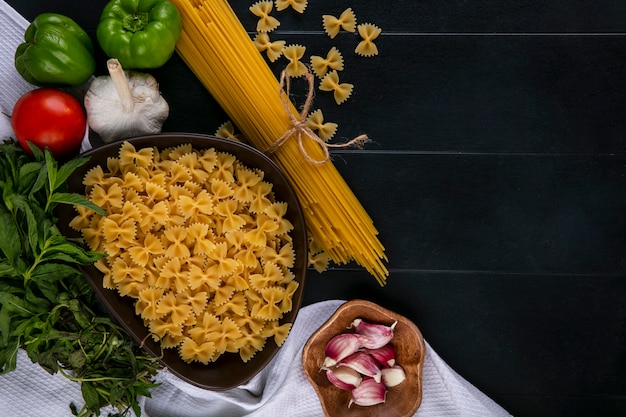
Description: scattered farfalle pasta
xmin=249 ymin=0 xmax=280 ymax=33
xmin=253 ymin=33 xmax=286 ymax=62
xmin=322 ymin=7 xmax=357 ymax=39
xmin=307 ymin=235 xmax=330 ymax=273
xmin=275 ymin=0 xmax=307 ymax=13
xmin=319 ymin=70 xmax=354 ymax=105
xmin=215 ymin=120 xmax=245 ymax=142
xmin=72 ymin=141 xmax=299 ymax=364
xmin=310 ymin=46 xmax=344 ymax=79
xmin=306 ymin=109 xmax=338 ymax=142
xmin=355 ymin=23 xmax=382 ymax=57
xmin=283 ymin=44 xmax=308 ymax=78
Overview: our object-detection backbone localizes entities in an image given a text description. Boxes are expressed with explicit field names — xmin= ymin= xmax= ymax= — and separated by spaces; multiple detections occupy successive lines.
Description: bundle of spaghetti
xmin=169 ymin=0 xmax=388 ymax=284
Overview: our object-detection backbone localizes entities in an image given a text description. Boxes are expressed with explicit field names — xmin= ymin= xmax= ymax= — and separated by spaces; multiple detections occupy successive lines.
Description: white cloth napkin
xmin=142 ymin=300 xmax=512 ymax=417
xmin=0 ymin=300 xmax=512 ymax=417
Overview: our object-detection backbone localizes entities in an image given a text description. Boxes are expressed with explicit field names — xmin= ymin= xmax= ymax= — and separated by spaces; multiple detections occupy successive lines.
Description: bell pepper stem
xmin=107 ymin=58 xmax=134 ymax=113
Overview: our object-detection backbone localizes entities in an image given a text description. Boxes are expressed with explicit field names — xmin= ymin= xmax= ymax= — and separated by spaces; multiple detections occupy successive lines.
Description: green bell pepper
xmin=97 ymin=0 xmax=182 ymax=69
xmin=14 ymin=13 xmax=96 ymax=86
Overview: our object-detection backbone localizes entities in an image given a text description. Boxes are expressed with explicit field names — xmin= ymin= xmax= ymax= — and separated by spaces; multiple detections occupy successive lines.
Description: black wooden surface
xmin=7 ymin=1 xmax=626 ymax=416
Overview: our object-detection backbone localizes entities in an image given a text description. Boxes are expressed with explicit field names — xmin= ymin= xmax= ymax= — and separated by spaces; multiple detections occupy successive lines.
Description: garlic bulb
xmin=84 ymin=58 xmax=169 ymax=143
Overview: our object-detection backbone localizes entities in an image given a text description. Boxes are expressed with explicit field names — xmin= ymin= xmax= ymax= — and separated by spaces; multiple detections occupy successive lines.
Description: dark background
xmin=7 ymin=1 xmax=626 ymax=416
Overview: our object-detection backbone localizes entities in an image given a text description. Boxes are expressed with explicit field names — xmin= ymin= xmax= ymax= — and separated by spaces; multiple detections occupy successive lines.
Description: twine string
xmin=265 ymin=70 xmax=369 ymax=164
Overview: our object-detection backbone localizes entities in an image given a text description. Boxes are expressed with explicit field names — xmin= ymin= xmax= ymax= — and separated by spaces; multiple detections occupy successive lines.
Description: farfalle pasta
xmin=283 ymin=44 xmax=308 ymax=78
xmin=253 ymin=33 xmax=286 ymax=62
xmin=275 ymin=0 xmax=307 ymax=13
xmin=249 ymin=0 xmax=280 ymax=33
xmin=215 ymin=120 xmax=244 ymax=142
xmin=319 ymin=70 xmax=354 ymax=105
xmin=310 ymin=46 xmax=344 ymax=79
xmin=72 ymin=141 xmax=298 ymax=364
xmin=306 ymin=109 xmax=338 ymax=141
xmin=355 ymin=23 xmax=382 ymax=57
xmin=322 ymin=8 xmax=356 ymax=39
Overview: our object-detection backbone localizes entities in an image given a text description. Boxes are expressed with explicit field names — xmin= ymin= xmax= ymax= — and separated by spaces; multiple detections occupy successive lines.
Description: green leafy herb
xmin=0 ymin=141 xmax=161 ymax=416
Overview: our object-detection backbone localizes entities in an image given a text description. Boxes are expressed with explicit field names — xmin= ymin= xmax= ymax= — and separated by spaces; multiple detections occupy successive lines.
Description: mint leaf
xmin=17 ymin=162 xmax=42 ymax=194
xmin=0 ymin=334 xmax=19 ymax=374
xmin=48 ymin=192 xmax=105 ymax=215
xmin=0 ymin=205 xmax=20 ymax=264
xmin=55 ymin=157 xmax=90 ymax=190
xmin=7 ymin=194 xmax=38 ymax=256
xmin=29 ymin=164 xmax=48 ymax=200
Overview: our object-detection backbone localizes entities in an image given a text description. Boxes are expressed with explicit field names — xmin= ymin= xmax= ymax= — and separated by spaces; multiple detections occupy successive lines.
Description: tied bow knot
xmin=265 ymin=70 xmax=368 ymax=164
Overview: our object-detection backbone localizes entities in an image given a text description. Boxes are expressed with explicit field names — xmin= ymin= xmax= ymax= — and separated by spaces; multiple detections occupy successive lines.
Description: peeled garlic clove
xmin=362 ymin=344 xmax=396 ymax=367
xmin=337 ymin=352 xmax=382 ymax=383
xmin=351 ymin=318 xmax=397 ymax=349
xmin=323 ymin=333 xmax=369 ymax=368
xmin=381 ymin=365 xmax=406 ymax=387
xmin=325 ymin=366 xmax=362 ymax=391
xmin=348 ymin=377 xmax=387 ymax=408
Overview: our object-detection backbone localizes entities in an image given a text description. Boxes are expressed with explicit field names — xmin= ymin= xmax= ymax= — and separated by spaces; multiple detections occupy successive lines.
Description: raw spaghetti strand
xmin=170 ymin=0 xmax=388 ymax=284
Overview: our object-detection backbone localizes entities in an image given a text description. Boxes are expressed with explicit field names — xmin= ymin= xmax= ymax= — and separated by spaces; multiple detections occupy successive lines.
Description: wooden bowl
xmin=302 ymin=299 xmax=425 ymax=417
xmin=57 ymin=133 xmax=309 ymax=390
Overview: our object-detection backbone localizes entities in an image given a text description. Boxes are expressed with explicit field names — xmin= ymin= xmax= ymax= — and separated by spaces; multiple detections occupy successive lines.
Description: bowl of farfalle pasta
xmin=57 ymin=133 xmax=308 ymax=389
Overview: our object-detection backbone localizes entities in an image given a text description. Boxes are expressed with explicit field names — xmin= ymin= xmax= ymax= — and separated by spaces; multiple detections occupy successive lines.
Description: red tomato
xmin=11 ymin=88 xmax=86 ymax=158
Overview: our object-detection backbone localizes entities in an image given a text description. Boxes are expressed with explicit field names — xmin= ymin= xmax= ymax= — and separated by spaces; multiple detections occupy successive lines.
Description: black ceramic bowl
xmin=57 ymin=133 xmax=308 ymax=390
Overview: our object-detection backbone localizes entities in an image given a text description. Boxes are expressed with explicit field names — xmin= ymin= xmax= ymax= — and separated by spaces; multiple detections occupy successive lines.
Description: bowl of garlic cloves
xmin=302 ymin=299 xmax=425 ymax=417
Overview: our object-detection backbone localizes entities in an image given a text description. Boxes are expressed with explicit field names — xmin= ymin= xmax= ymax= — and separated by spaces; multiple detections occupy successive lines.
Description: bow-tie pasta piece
xmin=355 ymin=23 xmax=382 ymax=57
xmin=215 ymin=120 xmax=246 ymax=142
xmin=233 ymin=167 xmax=263 ymax=203
xmin=307 ymin=235 xmax=330 ymax=273
xmin=119 ymin=140 xmax=154 ymax=168
xmin=263 ymin=201 xmax=294 ymax=235
xmin=214 ymin=291 xmax=248 ymax=317
xmin=306 ymin=109 xmax=338 ymax=141
xmin=179 ymin=337 xmax=216 ymax=365
xmin=137 ymin=287 xmax=166 ymax=321
xmin=280 ymin=280 xmax=300 ymax=313
xmin=275 ymin=0 xmax=307 ymax=13
xmin=255 ymin=286 xmax=286 ymax=320
xmin=322 ymin=7 xmax=357 ymax=39
xmin=283 ymin=44 xmax=308 ymax=78
xmin=249 ymin=0 xmax=280 ymax=33
xmin=210 ymin=177 xmax=235 ymax=200
xmin=128 ymin=232 xmax=165 ymax=267
xmin=214 ymin=199 xmax=248 ymax=234
xmin=178 ymin=289 xmax=209 ymax=317
xmin=249 ymin=180 xmax=274 ymax=214
xmin=310 ymin=46 xmax=344 ymax=79
xmin=163 ymin=226 xmax=191 ymax=259
xmin=82 ymin=165 xmax=107 ymax=190
xmin=319 ymin=70 xmax=354 ymax=105
xmin=262 ymin=242 xmax=295 ymax=269
xmin=238 ymin=330 xmax=268 ymax=362
xmin=253 ymin=33 xmax=286 ymax=62
xmin=156 ymin=291 xmax=193 ymax=327
xmin=263 ymin=320 xmax=293 ymax=347
xmin=250 ymin=260 xmax=284 ymax=290
xmin=212 ymin=151 xmax=236 ymax=183
xmin=177 ymin=189 xmax=214 ymax=220
xmin=89 ymin=182 xmax=123 ymax=211
xmin=177 ymin=151 xmax=211 ymax=183
xmin=245 ymin=213 xmax=280 ymax=248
